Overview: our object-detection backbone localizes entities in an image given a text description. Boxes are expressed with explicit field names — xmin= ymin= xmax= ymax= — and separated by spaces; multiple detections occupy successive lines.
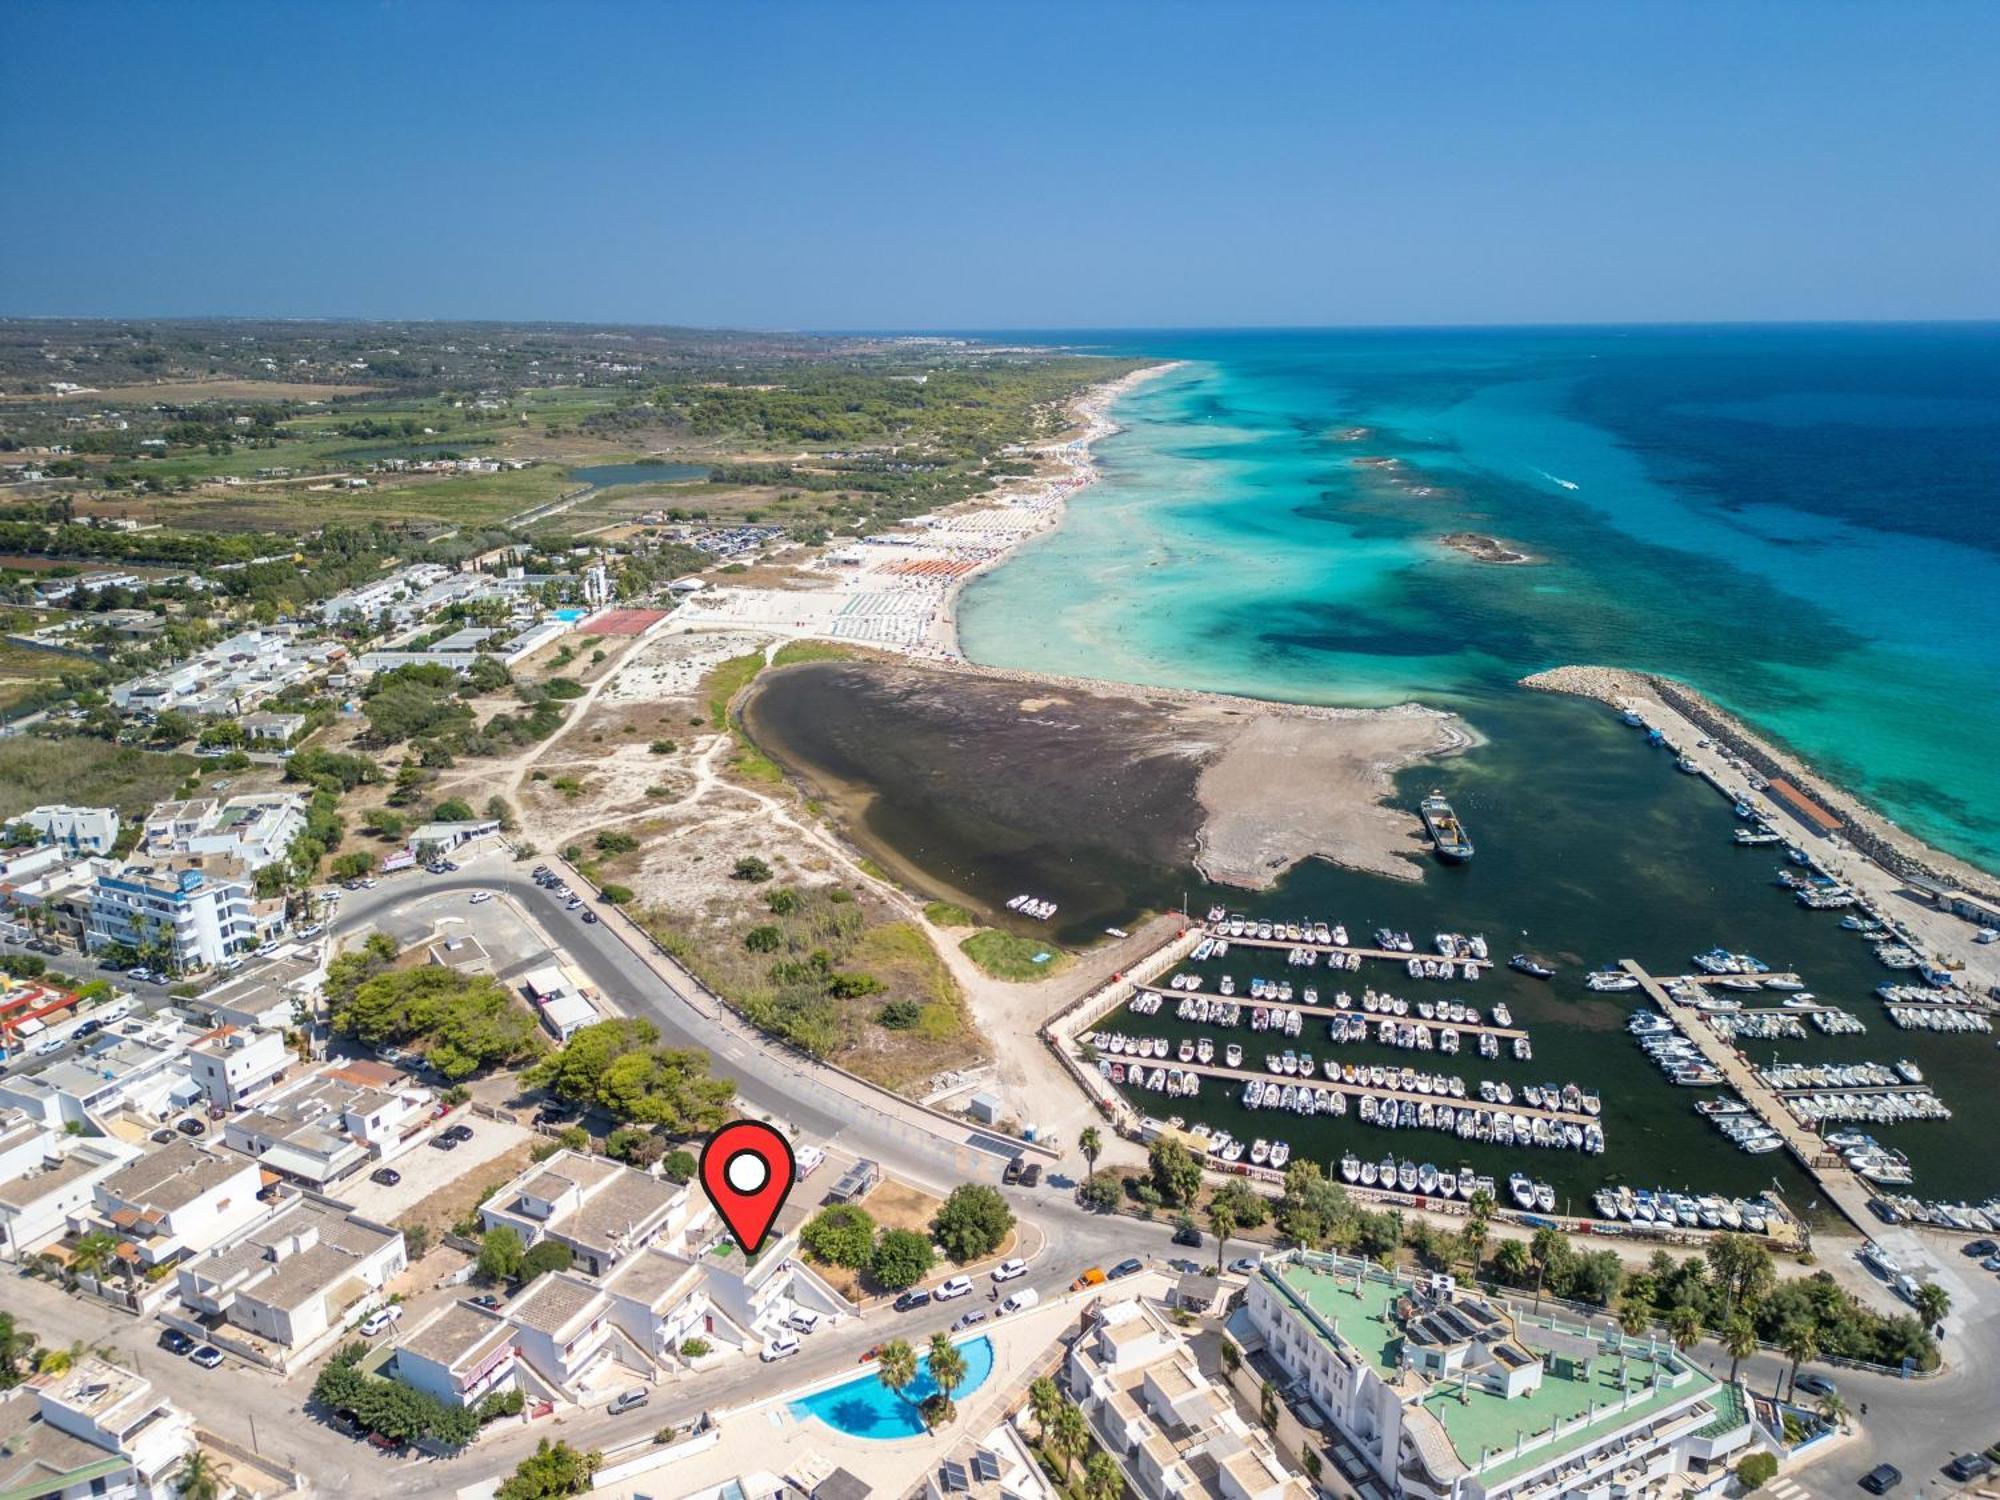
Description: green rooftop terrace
xmin=1264 ymin=1256 xmax=1408 ymax=1376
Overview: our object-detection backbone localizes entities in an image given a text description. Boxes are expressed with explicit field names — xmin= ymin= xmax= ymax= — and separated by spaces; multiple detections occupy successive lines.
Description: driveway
xmin=338 ymin=1115 xmax=534 ymax=1223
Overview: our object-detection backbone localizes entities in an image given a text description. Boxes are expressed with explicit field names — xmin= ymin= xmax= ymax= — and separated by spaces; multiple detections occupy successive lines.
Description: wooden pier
xmin=1195 ymin=926 xmax=1494 ymax=975
xmin=1102 ymin=1052 xmax=1598 ymax=1127
xmin=1130 ymin=980 xmax=1530 ymax=1039
xmin=1620 ymin=959 xmax=1886 ymax=1236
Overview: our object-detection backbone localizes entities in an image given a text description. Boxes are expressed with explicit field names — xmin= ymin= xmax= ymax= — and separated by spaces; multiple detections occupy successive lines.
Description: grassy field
xmin=120 ymin=464 xmax=579 ymax=533
xmin=0 ymin=737 xmax=198 ymax=821
xmin=960 ymin=928 xmax=1072 ymax=982
xmin=0 ymin=644 xmax=82 ymax=714
xmin=923 ymin=901 xmax=976 ymax=928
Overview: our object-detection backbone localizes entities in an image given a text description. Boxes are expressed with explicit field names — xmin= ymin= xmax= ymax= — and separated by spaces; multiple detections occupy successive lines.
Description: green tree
xmin=869 ymin=1229 xmax=935 ymax=1290
xmin=1667 ymin=1303 xmax=1703 ymax=1356
xmin=1735 ymin=1452 xmax=1778 ymax=1492
xmin=876 ymin=1338 xmax=918 ymax=1414
xmin=330 ymin=851 xmax=375 ymax=880
xmin=1274 ymin=1159 xmax=1350 ymax=1249
xmin=1027 ymin=1376 xmax=1061 ymax=1441
xmin=931 ymin=1184 xmax=1013 ymax=1262
xmin=1618 ymin=1291 xmax=1653 ymax=1339
xmin=1913 ymin=1281 xmax=1950 ymax=1331
xmin=800 ymin=1205 xmax=877 ymax=1269
xmin=520 ymin=1240 xmax=573 ymax=1282
xmin=1082 ymin=1450 xmax=1121 ymax=1500
xmin=1208 ymin=1200 xmax=1237 ymax=1275
xmin=1781 ymin=1321 xmax=1818 ymax=1401
xmin=478 ymin=1226 xmax=525 ymax=1282
xmin=1148 ymin=1136 xmax=1202 ymax=1208
xmin=0 ymin=1313 xmax=39 ymax=1390
xmin=497 ymin=1438 xmax=602 ymax=1500
xmin=68 ymin=1231 xmax=119 ymax=1282
xmin=732 ymin=856 xmax=773 ymax=882
xmin=1077 ymin=1167 xmax=1123 ymax=1212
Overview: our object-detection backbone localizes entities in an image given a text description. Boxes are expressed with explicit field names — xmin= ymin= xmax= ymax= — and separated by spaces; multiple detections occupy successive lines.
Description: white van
xmin=787 ymin=1308 xmax=821 ymax=1335
xmin=999 ymin=1287 xmax=1040 ymax=1316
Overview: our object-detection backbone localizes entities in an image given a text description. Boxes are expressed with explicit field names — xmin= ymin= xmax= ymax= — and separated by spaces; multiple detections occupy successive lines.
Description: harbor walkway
xmin=1620 ymin=959 xmax=1884 ymax=1236
xmin=1196 ymin=926 xmax=1495 ymax=975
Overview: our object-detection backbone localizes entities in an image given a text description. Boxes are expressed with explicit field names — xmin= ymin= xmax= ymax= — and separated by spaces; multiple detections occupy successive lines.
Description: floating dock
xmin=1130 ymin=980 xmax=1530 ymax=1039
xmin=1100 ymin=1053 xmax=1598 ymax=1127
xmin=1197 ymin=926 xmax=1494 ymax=975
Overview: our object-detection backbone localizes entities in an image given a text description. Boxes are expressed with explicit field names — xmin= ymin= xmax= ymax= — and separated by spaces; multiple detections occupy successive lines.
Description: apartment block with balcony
xmin=0 ymin=1108 xmax=141 ymax=1261
xmin=478 ymin=1149 xmax=699 ymax=1278
xmin=0 ymin=1358 xmax=195 ymax=1500
xmin=86 ymin=1139 xmax=268 ymax=1268
xmin=186 ymin=1024 xmax=293 ymax=1110
xmin=391 ymin=1300 xmax=521 ymax=1408
xmin=141 ymin=793 xmax=306 ymax=871
xmin=87 ymin=864 xmax=262 ymax=971
xmin=1240 ymin=1252 xmax=1751 ymax=1500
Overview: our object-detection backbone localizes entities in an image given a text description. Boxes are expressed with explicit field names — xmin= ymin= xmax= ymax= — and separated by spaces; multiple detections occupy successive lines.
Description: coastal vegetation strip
xmin=960 ymin=929 xmax=1072 ymax=982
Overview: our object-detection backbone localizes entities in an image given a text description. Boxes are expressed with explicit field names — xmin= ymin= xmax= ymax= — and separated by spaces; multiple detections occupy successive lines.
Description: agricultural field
xmin=0 ymin=736 xmax=197 ymax=822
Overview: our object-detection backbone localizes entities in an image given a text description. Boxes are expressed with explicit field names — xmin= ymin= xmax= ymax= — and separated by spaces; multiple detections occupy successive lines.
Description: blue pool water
xmin=790 ymin=1335 xmax=995 ymax=1439
xmin=553 ymin=608 xmax=588 ymax=622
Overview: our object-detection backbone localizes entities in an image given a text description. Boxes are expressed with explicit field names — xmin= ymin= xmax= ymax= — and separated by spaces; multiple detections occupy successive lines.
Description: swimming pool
xmin=790 ymin=1335 xmax=995 ymax=1439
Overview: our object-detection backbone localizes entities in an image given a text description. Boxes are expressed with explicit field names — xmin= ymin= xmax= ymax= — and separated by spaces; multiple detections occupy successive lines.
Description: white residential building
xmin=479 ymin=1150 xmax=696 ymax=1278
xmin=175 ymin=1196 xmax=405 ymax=1357
xmin=18 ymin=803 xmax=122 ymax=854
xmin=392 ymin=1300 xmax=521 ymax=1408
xmin=519 ymin=963 xmax=598 ymax=1041
xmin=0 ymin=1109 xmax=140 ymax=1261
xmin=186 ymin=1024 xmax=293 ymax=1110
xmin=0 ymin=1358 xmax=195 ymax=1500
xmin=0 ymin=1015 xmax=206 ymax=1129
xmin=110 ymin=626 xmax=345 ymax=717
xmin=220 ymin=1060 xmax=435 ymax=1189
xmin=87 ymin=1139 xmax=267 ymax=1268
xmin=87 ymin=864 xmax=262 ymax=970
xmin=142 ymin=792 xmax=306 ymax=871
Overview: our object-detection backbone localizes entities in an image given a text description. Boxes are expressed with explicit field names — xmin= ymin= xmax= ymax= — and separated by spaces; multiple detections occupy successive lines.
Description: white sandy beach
xmin=664 ymin=362 xmax=1187 ymax=659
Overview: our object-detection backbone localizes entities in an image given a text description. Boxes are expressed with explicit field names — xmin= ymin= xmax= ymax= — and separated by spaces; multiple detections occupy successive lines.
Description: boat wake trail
xmin=1534 ymin=468 xmax=1581 ymax=491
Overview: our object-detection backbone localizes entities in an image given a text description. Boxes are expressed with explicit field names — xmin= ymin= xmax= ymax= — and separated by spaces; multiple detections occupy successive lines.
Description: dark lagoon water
xmin=569 ymin=461 xmax=711 ymax=487
xmin=747 ymin=326 xmax=2000 ymax=1211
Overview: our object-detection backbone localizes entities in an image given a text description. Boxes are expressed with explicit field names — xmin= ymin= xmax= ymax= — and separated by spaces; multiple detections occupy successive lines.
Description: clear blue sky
xmin=3 ymin=1 xmax=1995 ymax=328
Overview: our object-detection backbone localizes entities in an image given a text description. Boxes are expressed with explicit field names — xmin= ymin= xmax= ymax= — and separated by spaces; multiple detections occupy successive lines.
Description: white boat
xmin=1508 ymin=1172 xmax=1535 ymax=1209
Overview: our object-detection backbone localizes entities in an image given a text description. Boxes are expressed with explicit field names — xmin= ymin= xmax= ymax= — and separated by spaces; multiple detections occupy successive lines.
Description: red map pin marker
xmin=699 ymin=1120 xmax=796 ymax=1256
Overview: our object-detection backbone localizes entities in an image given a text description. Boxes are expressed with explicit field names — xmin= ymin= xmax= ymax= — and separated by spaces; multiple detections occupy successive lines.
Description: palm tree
xmin=1816 ymin=1391 xmax=1849 ymax=1433
xmin=1617 ymin=1292 xmax=1652 ymax=1340
xmin=1028 ymin=1376 xmax=1061 ymax=1441
xmin=876 ymin=1338 xmax=918 ymax=1413
xmin=1082 ymin=1450 xmax=1121 ymax=1500
xmin=1529 ymin=1226 xmax=1564 ymax=1311
xmin=1209 ymin=1201 xmax=1237 ymax=1276
xmin=1780 ymin=1321 xmax=1818 ymax=1402
xmin=1913 ymin=1281 xmax=1950 ymax=1333
xmin=1667 ymin=1304 xmax=1702 ymax=1356
xmin=1491 ymin=1239 xmax=1530 ymax=1286
xmin=1048 ymin=1399 xmax=1088 ymax=1483
xmin=1461 ymin=1216 xmax=1489 ymax=1275
xmin=1723 ymin=1315 xmax=1757 ymax=1384
xmin=175 ymin=1449 xmax=224 ymax=1500
xmin=926 ymin=1333 xmax=968 ymax=1428
xmin=1468 ymin=1187 xmax=1497 ymax=1223
xmin=1079 ymin=1126 xmax=1102 ymax=1176
xmin=68 ymin=1232 xmax=119 ymax=1282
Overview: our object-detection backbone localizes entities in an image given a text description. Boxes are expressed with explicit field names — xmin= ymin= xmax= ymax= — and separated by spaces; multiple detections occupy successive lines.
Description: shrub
xmin=732 ymin=856 xmax=773 ymax=882
xmin=594 ymin=831 xmax=638 ymax=855
xmin=599 ymin=883 xmax=634 ymax=905
xmin=800 ymin=1204 xmax=876 ymax=1268
xmin=765 ymin=886 xmax=800 ymax=915
xmin=1735 ymin=1452 xmax=1778 ymax=1491
xmin=876 ymin=998 xmax=922 ymax=1030
xmin=520 ymin=1240 xmax=573 ymax=1282
xmin=607 ymin=1127 xmax=664 ymax=1167
xmin=679 ymin=1337 xmax=711 ymax=1358
xmin=663 ymin=1149 xmax=697 ymax=1184
xmin=1078 ymin=1168 xmax=1124 ymax=1212
xmin=649 ymin=740 xmax=677 ymax=755
xmin=743 ymin=925 xmax=783 ymax=953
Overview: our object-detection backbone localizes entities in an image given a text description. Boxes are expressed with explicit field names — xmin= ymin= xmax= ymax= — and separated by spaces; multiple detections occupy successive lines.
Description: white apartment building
xmin=1067 ymin=1296 xmax=1311 ymax=1500
xmin=142 ymin=792 xmax=306 ymax=871
xmin=175 ymin=1196 xmax=405 ymax=1358
xmin=110 ymin=626 xmax=345 ymax=717
xmin=315 ymin=562 xmax=454 ymax=624
xmin=1240 ymin=1252 xmax=1752 ymax=1500
xmin=18 ymin=802 xmax=122 ymax=854
xmin=0 ymin=1108 xmax=140 ymax=1261
xmin=186 ymin=1024 xmax=293 ymax=1109
xmin=391 ymin=1299 xmax=521 ymax=1408
xmin=0 ymin=1016 xmax=207 ymax=1130
xmin=87 ymin=1139 xmax=267 ymax=1268
xmin=87 ymin=864 xmax=262 ymax=970
xmin=221 ymin=1061 xmax=436 ymax=1188
xmin=0 ymin=1358 xmax=195 ymax=1500
xmin=479 ymin=1150 xmax=695 ymax=1278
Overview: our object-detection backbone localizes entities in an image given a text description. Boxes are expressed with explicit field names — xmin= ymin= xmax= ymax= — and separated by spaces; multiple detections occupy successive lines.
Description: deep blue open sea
xmin=960 ymin=326 xmax=2000 ymax=874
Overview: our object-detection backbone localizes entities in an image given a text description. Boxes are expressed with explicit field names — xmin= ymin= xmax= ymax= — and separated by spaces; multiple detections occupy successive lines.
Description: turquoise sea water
xmin=959 ymin=326 xmax=2000 ymax=874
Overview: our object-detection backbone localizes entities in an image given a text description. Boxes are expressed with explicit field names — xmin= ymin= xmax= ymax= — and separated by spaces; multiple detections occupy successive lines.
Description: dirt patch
xmin=395 ymin=1139 xmax=537 ymax=1243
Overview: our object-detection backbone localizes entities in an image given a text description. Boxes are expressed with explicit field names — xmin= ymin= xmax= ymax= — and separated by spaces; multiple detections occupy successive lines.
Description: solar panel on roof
xmin=940 ymin=1461 xmax=970 ymax=1492
xmin=972 ymin=1451 xmax=1002 ymax=1482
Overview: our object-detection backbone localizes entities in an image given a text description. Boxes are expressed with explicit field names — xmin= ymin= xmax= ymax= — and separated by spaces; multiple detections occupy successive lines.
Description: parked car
xmin=999 ymin=1287 xmax=1040 ymax=1316
xmin=360 ymin=1305 xmax=403 ymax=1336
xmin=32 ymin=1036 xmax=65 ymax=1056
xmin=1963 ymin=1238 xmax=1998 ymax=1258
xmin=470 ymin=1294 xmax=504 ymax=1311
xmin=431 ymin=1134 xmax=460 ymax=1151
xmin=934 ymin=1276 xmax=974 ymax=1301
xmin=190 ymin=1346 xmax=225 ymax=1369
xmin=254 ymin=941 xmax=280 ymax=958
xmin=761 ymin=1332 xmax=801 ymax=1362
xmin=991 ymin=1258 xmax=1028 ymax=1283
xmin=1945 ymin=1455 xmax=1993 ymax=1482
xmin=175 ymin=1117 xmax=206 ymax=1136
xmin=581 ymin=912 xmax=599 ymax=924
xmin=1172 ymin=1224 xmax=1203 ymax=1248
xmin=74 ymin=1019 xmax=102 ymax=1039
xmin=787 ymin=1309 xmax=822 ymax=1335
xmin=1002 ymin=1157 xmax=1026 ymax=1186
xmin=565 ymin=898 xmax=583 ymax=911
xmin=953 ymin=1309 xmax=989 ymax=1330
xmin=1071 ymin=1267 xmax=1107 ymax=1290
xmin=1018 ymin=1163 xmax=1041 ymax=1187
xmin=469 ymin=892 xmax=493 ymax=905
xmin=445 ymin=1124 xmax=474 ymax=1143
xmin=370 ymin=1167 xmax=401 ymax=1187
xmin=1860 ymin=1464 xmax=1902 ymax=1494
xmin=1227 ymin=1256 xmax=1262 ymax=1275
xmin=1107 ymin=1258 xmax=1144 ymax=1280
xmin=158 ymin=1329 xmax=195 ymax=1355
xmin=150 ymin=1128 xmax=178 ymax=1144
xmin=893 ymin=1289 xmax=932 ymax=1312
xmin=608 ymin=1387 xmax=650 ymax=1416
xmin=1794 ymin=1373 xmax=1837 ymax=1400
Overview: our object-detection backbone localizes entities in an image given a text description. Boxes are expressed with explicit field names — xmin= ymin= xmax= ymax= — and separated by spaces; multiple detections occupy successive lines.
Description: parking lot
xmin=335 ymin=1112 xmax=535 ymax=1224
